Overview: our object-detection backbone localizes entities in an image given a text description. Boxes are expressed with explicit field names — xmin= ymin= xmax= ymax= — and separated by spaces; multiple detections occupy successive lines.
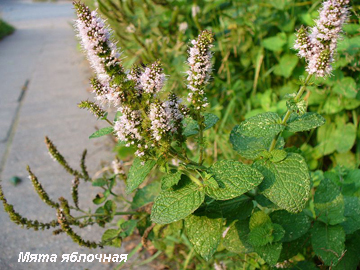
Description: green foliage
xmin=0 ymin=19 xmax=15 ymax=40
xmin=126 ymin=158 xmax=156 ymax=194
xmin=253 ymin=153 xmax=310 ymax=213
xmin=286 ymin=112 xmax=325 ymax=133
xmin=150 ymin=177 xmax=205 ymax=224
xmin=204 ymin=160 xmax=263 ymax=200
xmin=89 ymin=126 xmax=114 ymax=139
xmin=182 ymin=113 xmax=219 ymax=137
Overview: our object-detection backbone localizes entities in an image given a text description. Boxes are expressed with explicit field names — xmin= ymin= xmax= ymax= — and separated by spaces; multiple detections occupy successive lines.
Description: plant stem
xmin=268 ymin=74 xmax=313 ymax=152
xmin=169 ymin=146 xmax=204 ymax=168
xmin=74 ymin=211 xmax=137 ymax=220
xmin=197 ymin=112 xmax=205 ymax=164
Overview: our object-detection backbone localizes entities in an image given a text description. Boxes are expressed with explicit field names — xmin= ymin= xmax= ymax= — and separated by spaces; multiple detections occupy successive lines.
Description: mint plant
xmin=1 ymin=0 xmax=359 ymax=268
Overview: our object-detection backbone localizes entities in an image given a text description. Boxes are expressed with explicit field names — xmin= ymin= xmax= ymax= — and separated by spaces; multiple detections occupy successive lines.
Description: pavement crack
xmin=0 ymin=79 xmax=30 ymax=177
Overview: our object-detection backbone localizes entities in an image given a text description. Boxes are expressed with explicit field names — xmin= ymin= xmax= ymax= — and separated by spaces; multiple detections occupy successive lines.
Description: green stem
xmin=105 ymin=118 xmax=113 ymax=126
xmin=74 ymin=211 xmax=137 ymax=220
xmin=169 ymin=147 xmax=203 ymax=168
xmin=268 ymin=74 xmax=313 ymax=152
xmin=197 ymin=113 xmax=205 ymax=164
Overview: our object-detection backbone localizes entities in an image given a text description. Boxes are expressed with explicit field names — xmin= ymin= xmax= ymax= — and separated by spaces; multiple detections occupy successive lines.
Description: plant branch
xmin=268 ymin=74 xmax=313 ymax=152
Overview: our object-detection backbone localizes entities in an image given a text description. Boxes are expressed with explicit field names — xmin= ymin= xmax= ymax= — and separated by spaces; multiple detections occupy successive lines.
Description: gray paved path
xmin=0 ymin=1 xmax=138 ymax=269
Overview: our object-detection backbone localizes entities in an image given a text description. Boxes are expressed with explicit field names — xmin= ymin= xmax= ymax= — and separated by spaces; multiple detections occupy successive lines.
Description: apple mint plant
xmin=1 ymin=0 xmax=359 ymax=268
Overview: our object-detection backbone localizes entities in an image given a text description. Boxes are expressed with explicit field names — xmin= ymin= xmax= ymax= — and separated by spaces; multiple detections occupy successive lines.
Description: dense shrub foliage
xmin=1 ymin=0 xmax=360 ymax=269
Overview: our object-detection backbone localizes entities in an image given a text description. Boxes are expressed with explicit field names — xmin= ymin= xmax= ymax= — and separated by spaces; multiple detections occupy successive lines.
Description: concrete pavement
xmin=0 ymin=1 xmax=139 ymax=269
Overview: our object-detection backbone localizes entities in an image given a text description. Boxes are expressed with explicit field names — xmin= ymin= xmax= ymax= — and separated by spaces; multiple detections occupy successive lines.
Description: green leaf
xmin=223 ymin=219 xmax=253 ymax=254
xmin=204 ymin=160 xmax=263 ymax=200
xmin=280 ymin=234 xmax=310 ymax=262
xmin=185 ymin=213 xmax=223 ymax=261
xmin=104 ymin=200 xmax=117 ymax=217
xmin=270 ymin=149 xmax=287 ymax=163
xmin=89 ymin=127 xmax=114 ymax=139
xmin=249 ymin=211 xmax=271 ymax=230
xmin=92 ymin=178 xmax=107 ymax=187
xmin=311 ymin=222 xmax=345 ymax=266
xmin=161 ymin=171 xmax=182 ymax=190
xmin=101 ymin=229 xmax=121 ymax=247
xmin=333 ymin=232 xmax=360 ymax=270
xmin=131 ymin=182 xmax=160 ymax=209
xmin=316 ymin=121 xmax=337 ymax=155
xmin=286 ymin=99 xmax=307 ymax=116
xmin=237 ymin=112 xmax=284 ymax=138
xmin=286 ymin=112 xmax=326 ymax=133
xmin=93 ymin=190 xmax=110 ymax=205
xmin=270 ymin=210 xmax=310 ymax=242
xmin=262 ymin=33 xmax=287 ymax=52
xmin=126 ymin=158 xmax=156 ymax=194
xmin=272 ymin=223 xmax=285 ymax=242
xmin=182 ymin=113 xmax=219 ymax=137
xmin=314 ymin=178 xmax=345 ymax=225
xmin=151 ymin=177 xmax=205 ymax=224
xmin=274 ymin=54 xmax=298 ymax=78
xmin=341 ymin=196 xmax=360 ymax=234
xmin=335 ymin=123 xmax=356 ymax=153
xmin=253 ymin=153 xmax=310 ymax=213
xmin=254 ymin=242 xmax=282 ymax=266
xmin=218 ymin=196 xmax=253 ymax=222
xmin=333 ymin=77 xmax=358 ymax=98
xmin=248 ymin=222 xmax=274 ymax=247
xmin=230 ymin=126 xmax=285 ymax=160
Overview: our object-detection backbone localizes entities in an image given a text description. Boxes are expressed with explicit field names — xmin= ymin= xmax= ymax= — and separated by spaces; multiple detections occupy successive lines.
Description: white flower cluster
xmin=186 ymin=30 xmax=214 ymax=110
xmin=139 ymin=61 xmax=165 ymax=95
xmin=74 ymin=3 xmax=122 ymax=105
xmin=91 ymin=79 xmax=122 ymax=107
xmin=294 ymin=0 xmax=349 ymax=77
xmin=149 ymin=95 xmax=185 ymax=142
xmin=114 ymin=106 xmax=142 ymax=147
xmin=111 ymin=159 xmax=125 ymax=175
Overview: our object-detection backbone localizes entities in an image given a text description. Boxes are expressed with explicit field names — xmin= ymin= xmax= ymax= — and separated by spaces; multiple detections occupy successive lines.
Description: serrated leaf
xmin=131 ymin=182 xmax=160 ymax=209
xmin=237 ymin=112 xmax=284 ymax=138
xmin=89 ymin=127 xmax=114 ymax=139
xmin=314 ymin=178 xmax=345 ymax=225
xmin=270 ymin=149 xmax=287 ymax=163
xmin=286 ymin=112 xmax=325 ymax=133
xmin=270 ymin=210 xmax=310 ymax=242
xmin=311 ymin=222 xmax=345 ymax=266
xmin=286 ymin=99 xmax=307 ymax=116
xmin=254 ymin=242 xmax=282 ymax=266
xmin=253 ymin=153 xmax=310 ymax=213
xmin=249 ymin=211 xmax=271 ymax=230
xmin=126 ymin=158 xmax=156 ymax=194
xmin=223 ymin=219 xmax=253 ymax=254
xmin=341 ymin=196 xmax=360 ymax=234
xmin=248 ymin=223 xmax=274 ymax=247
xmin=161 ymin=171 xmax=182 ymax=190
xmin=151 ymin=177 xmax=205 ymax=224
xmin=185 ymin=213 xmax=223 ymax=261
xmin=182 ymin=113 xmax=219 ymax=137
xmin=204 ymin=160 xmax=263 ymax=200
xmin=230 ymin=125 xmax=285 ymax=160
xmin=102 ymin=229 xmax=121 ymax=247
xmin=280 ymin=234 xmax=310 ymax=262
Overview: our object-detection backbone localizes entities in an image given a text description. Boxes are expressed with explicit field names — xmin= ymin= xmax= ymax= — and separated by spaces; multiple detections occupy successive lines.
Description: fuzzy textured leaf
xmin=230 ymin=126 xmax=285 ymax=160
xmin=341 ymin=196 xmax=360 ymax=234
xmin=161 ymin=171 xmax=182 ymax=190
xmin=237 ymin=112 xmax=284 ymax=138
xmin=126 ymin=158 xmax=156 ymax=194
xmin=204 ymin=160 xmax=263 ymax=200
xmin=151 ymin=178 xmax=205 ymax=224
xmin=311 ymin=222 xmax=345 ymax=266
xmin=253 ymin=153 xmax=310 ymax=213
xmin=185 ymin=214 xmax=223 ymax=261
xmin=254 ymin=242 xmax=282 ymax=266
xmin=286 ymin=112 xmax=325 ymax=133
xmin=223 ymin=219 xmax=253 ymax=254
